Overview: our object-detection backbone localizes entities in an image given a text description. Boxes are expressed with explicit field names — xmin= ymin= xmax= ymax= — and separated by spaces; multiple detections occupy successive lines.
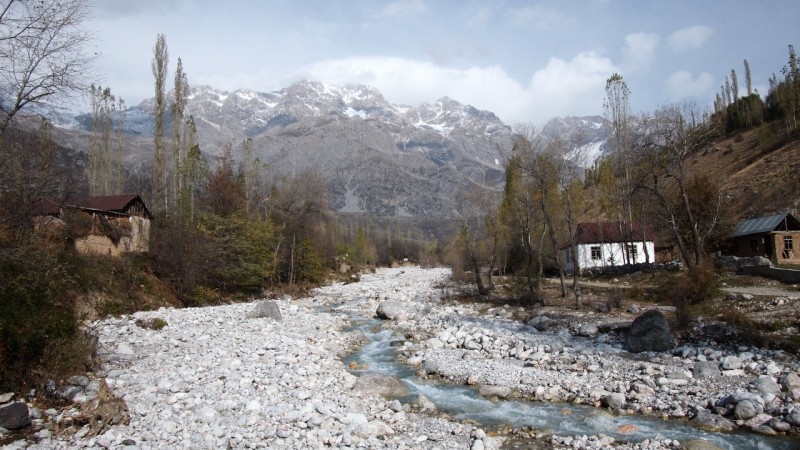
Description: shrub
xmin=657 ymin=264 xmax=720 ymax=328
xmin=135 ymin=317 xmax=168 ymax=330
xmin=0 ymin=238 xmax=93 ymax=390
xmin=606 ymin=288 xmax=623 ymax=311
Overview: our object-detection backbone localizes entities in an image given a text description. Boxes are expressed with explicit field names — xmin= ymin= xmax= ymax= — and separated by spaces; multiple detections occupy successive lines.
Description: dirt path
xmin=721 ymin=286 xmax=800 ymax=297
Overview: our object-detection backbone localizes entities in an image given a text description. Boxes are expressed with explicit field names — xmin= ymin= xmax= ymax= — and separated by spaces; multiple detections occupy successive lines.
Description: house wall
xmin=75 ymin=216 xmax=150 ymax=256
xmin=563 ymin=241 xmax=655 ymax=272
xmin=773 ymin=232 xmax=800 ymax=263
xmin=730 ymin=232 xmax=800 ymax=263
xmin=730 ymin=234 xmax=770 ymax=258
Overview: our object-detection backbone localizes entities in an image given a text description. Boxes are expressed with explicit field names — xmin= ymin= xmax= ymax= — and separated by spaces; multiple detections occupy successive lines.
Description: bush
xmin=0 ymin=238 xmax=93 ymax=390
xmin=606 ymin=288 xmax=623 ymax=311
xmin=657 ymin=264 xmax=720 ymax=328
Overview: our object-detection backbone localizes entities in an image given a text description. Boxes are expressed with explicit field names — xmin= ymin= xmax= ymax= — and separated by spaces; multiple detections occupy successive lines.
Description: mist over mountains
xmin=58 ymin=81 xmax=610 ymax=218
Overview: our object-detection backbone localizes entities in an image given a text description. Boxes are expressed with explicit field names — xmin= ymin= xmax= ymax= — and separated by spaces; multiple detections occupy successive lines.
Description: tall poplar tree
xmin=744 ymin=59 xmax=752 ymax=97
xmin=151 ymin=34 xmax=169 ymax=213
xmin=730 ymin=69 xmax=739 ymax=103
xmin=171 ymin=57 xmax=189 ymax=209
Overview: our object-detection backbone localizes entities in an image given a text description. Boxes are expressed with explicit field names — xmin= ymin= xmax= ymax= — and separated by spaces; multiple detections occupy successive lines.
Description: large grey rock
xmin=683 ymin=440 xmax=725 ymax=450
xmin=691 ymin=409 xmax=735 ymax=432
xmin=753 ymin=376 xmax=782 ymax=396
xmin=577 ymin=323 xmax=598 ymax=337
xmin=626 ymin=309 xmax=675 ymax=353
xmin=352 ymin=373 xmax=409 ymax=398
xmin=781 ymin=372 xmax=800 ymax=391
xmin=721 ymin=355 xmax=741 ymax=370
xmin=477 ymin=385 xmax=512 ymax=399
xmin=0 ymin=402 xmax=30 ymax=430
xmin=785 ymin=407 xmax=800 ymax=426
xmin=375 ymin=300 xmax=406 ymax=320
xmin=527 ymin=315 xmax=551 ymax=332
xmin=414 ymin=394 xmax=436 ymax=412
xmin=602 ymin=393 xmax=626 ymax=412
xmin=692 ymin=361 xmax=721 ymax=379
xmin=246 ymin=300 xmax=282 ymax=320
xmin=734 ymin=400 xmax=758 ymax=420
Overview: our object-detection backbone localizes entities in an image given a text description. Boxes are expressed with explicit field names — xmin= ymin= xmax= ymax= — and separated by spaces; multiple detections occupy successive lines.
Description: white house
xmin=562 ymin=222 xmax=655 ymax=273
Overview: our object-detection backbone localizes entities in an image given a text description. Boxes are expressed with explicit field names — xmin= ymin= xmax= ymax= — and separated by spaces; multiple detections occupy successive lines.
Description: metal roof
xmin=732 ymin=212 xmax=794 ymax=237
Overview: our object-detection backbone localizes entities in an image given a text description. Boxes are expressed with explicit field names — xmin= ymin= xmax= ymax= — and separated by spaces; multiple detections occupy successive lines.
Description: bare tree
xmin=454 ymin=186 xmax=501 ymax=296
xmin=268 ymin=169 xmax=327 ymax=285
xmin=0 ymin=0 xmax=94 ymax=135
xmin=87 ymin=85 xmax=124 ymax=196
xmin=636 ymin=103 xmax=723 ymax=268
xmin=499 ymin=153 xmax=547 ymax=304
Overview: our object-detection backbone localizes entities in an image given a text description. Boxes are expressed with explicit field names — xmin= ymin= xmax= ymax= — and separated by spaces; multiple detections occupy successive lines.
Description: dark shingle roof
xmin=732 ymin=213 xmax=800 ymax=237
xmin=31 ymin=194 xmax=151 ymax=219
xmin=68 ymin=195 xmax=143 ymax=214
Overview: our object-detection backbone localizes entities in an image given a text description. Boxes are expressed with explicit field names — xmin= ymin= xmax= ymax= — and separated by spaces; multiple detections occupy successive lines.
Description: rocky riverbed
xmin=3 ymin=266 xmax=800 ymax=449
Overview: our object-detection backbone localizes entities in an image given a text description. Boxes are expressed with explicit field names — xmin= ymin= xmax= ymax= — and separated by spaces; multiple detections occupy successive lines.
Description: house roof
xmin=69 ymin=195 xmax=144 ymax=214
xmin=573 ymin=222 xmax=655 ymax=245
xmin=732 ymin=212 xmax=800 ymax=237
xmin=31 ymin=194 xmax=152 ymax=219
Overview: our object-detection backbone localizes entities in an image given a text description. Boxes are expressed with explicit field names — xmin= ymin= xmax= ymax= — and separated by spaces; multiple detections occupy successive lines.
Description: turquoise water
xmin=344 ymin=318 xmax=800 ymax=450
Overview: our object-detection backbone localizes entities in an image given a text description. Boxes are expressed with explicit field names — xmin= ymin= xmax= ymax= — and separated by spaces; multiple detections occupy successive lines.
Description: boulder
xmin=733 ymin=400 xmax=758 ymax=420
xmin=602 ymin=393 xmax=626 ymax=412
xmin=477 ymin=385 xmax=512 ymax=399
xmin=683 ymin=440 xmax=725 ymax=450
xmin=527 ymin=315 xmax=551 ymax=332
xmin=626 ymin=310 xmax=675 ymax=353
xmin=376 ymin=301 xmax=406 ymax=321
xmin=781 ymin=372 xmax=800 ymax=392
xmin=721 ymin=355 xmax=741 ymax=370
xmin=753 ymin=376 xmax=782 ymax=396
xmin=246 ymin=300 xmax=282 ymax=320
xmin=0 ymin=402 xmax=30 ymax=430
xmin=352 ymin=373 xmax=409 ymax=398
xmin=692 ymin=361 xmax=720 ymax=379
xmin=691 ymin=409 xmax=735 ymax=432
xmin=414 ymin=394 xmax=437 ymax=412
xmin=577 ymin=323 xmax=599 ymax=337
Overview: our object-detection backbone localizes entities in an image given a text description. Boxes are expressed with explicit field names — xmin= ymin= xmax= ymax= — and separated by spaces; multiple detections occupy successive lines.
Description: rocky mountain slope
xmin=65 ymin=81 xmax=512 ymax=218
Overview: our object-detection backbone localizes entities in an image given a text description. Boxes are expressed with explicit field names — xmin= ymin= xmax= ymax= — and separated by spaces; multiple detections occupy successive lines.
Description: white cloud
xmin=622 ymin=32 xmax=660 ymax=70
xmin=664 ymin=70 xmax=715 ymax=100
xmin=288 ymin=52 xmax=616 ymax=125
xmin=375 ymin=0 xmax=429 ymax=19
xmin=667 ymin=25 xmax=713 ymax=53
xmin=525 ymin=52 xmax=618 ymax=121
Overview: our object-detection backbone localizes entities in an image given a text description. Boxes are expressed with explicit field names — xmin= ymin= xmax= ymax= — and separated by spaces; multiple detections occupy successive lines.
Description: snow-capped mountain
xmin=540 ymin=115 xmax=609 ymax=167
xmin=68 ymin=81 xmax=513 ymax=217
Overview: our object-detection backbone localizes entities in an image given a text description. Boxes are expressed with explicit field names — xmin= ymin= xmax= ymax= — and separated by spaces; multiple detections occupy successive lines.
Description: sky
xmin=87 ymin=0 xmax=799 ymax=126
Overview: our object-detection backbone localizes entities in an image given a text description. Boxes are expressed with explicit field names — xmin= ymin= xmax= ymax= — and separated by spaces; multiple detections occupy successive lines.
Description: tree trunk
xmin=289 ymin=233 xmax=296 ymax=285
xmin=469 ymin=249 xmax=488 ymax=296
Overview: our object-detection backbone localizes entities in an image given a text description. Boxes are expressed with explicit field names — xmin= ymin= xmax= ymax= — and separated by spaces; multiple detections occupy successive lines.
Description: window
xmin=750 ymin=240 xmax=758 ymax=254
xmin=626 ymin=243 xmax=638 ymax=262
xmin=590 ymin=246 xmax=602 ymax=261
xmin=565 ymin=250 xmax=572 ymax=264
xmin=785 ymin=236 xmax=794 ymax=250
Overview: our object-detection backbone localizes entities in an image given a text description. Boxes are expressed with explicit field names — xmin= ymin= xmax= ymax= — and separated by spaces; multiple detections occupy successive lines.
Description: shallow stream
xmin=343 ymin=317 xmax=799 ymax=450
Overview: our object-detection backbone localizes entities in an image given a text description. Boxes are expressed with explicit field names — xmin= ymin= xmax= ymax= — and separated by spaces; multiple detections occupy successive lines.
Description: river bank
xmin=4 ymin=266 xmax=800 ymax=449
